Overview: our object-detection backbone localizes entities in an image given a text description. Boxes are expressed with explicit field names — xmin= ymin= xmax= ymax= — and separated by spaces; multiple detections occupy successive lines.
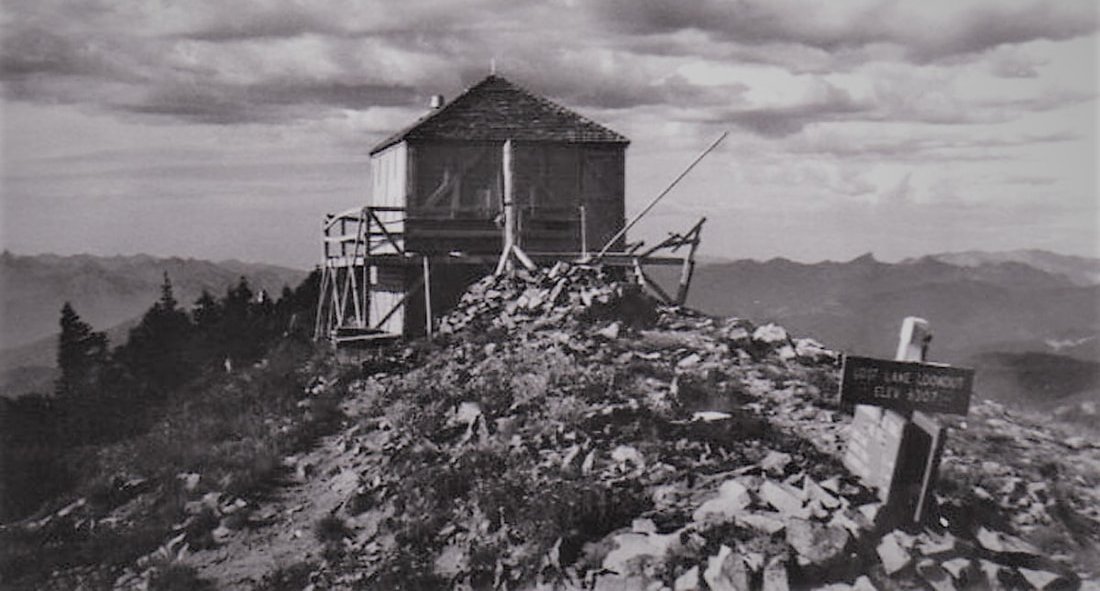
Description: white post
xmin=896 ymin=317 xmax=931 ymax=362
xmin=496 ymin=139 xmax=516 ymax=275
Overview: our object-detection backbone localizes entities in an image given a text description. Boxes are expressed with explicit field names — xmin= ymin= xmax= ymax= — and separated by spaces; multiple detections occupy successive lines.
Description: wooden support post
xmin=423 ymin=255 xmax=433 ymax=340
xmin=511 ymin=245 xmax=537 ymax=272
xmin=494 ymin=245 xmax=513 ymax=276
xmin=499 ymin=139 xmax=516 ymax=275
xmin=579 ymin=204 xmax=588 ymax=257
xmin=313 ymin=266 xmax=329 ymax=340
xmin=911 ymin=409 xmax=946 ymax=524
xmin=675 ymin=219 xmax=705 ymax=305
xmin=363 ymin=210 xmax=371 ymax=328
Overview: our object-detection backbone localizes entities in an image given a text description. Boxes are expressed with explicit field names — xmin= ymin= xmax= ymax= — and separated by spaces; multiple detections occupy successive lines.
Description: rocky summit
xmin=12 ymin=264 xmax=1100 ymax=590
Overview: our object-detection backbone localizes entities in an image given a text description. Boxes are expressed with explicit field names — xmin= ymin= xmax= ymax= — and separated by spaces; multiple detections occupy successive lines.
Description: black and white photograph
xmin=1 ymin=1 xmax=1098 ymax=589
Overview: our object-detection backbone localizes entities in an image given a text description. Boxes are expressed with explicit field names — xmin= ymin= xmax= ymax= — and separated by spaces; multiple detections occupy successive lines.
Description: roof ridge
xmin=369 ymin=74 xmax=628 ymax=154
xmin=494 ymin=75 xmax=625 ymax=143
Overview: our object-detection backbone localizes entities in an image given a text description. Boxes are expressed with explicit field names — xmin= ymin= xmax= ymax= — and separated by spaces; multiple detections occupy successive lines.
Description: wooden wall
xmin=365 ymin=139 xmax=625 ymax=336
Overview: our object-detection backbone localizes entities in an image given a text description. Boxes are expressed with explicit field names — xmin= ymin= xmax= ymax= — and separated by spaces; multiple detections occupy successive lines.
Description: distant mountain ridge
xmin=1 ymin=251 xmax=308 ymax=351
xmin=663 ymin=251 xmax=1098 ymax=364
xmin=906 ymin=248 xmax=1100 ymax=286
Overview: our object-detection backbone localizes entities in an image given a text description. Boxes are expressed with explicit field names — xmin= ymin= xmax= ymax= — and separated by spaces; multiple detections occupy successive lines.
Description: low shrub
xmin=148 ymin=564 xmax=215 ymax=591
xmin=253 ymin=561 xmax=315 ymax=591
xmin=314 ymin=514 xmax=350 ymax=545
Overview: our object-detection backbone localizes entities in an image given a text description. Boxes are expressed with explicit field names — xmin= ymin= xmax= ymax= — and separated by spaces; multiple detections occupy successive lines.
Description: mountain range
xmin=0 ymin=252 xmax=308 ymax=397
xmin=3 ymin=249 xmax=1097 ymax=408
xmin=648 ymin=249 xmax=1099 ymax=414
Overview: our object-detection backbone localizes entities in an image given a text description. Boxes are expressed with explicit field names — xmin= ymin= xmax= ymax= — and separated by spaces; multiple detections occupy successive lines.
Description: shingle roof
xmin=370 ymin=75 xmax=630 ymax=154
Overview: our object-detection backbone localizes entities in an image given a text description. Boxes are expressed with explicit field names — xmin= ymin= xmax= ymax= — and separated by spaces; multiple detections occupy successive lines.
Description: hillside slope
xmin=12 ymin=264 xmax=1095 ymax=590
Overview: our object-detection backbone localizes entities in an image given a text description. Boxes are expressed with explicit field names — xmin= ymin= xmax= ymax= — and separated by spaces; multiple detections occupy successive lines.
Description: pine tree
xmin=157 ymin=271 xmax=178 ymax=312
xmin=116 ymin=272 xmax=194 ymax=392
xmin=55 ymin=302 xmax=108 ymax=399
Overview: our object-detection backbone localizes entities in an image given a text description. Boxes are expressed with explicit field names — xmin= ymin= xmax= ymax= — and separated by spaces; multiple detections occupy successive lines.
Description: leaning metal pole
xmin=595 ymin=131 xmax=728 ymax=259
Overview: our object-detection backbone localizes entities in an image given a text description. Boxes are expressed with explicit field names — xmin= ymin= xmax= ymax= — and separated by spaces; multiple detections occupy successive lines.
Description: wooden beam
xmin=366 ymin=207 xmax=405 ymax=255
xmin=633 ymin=259 xmax=675 ymax=305
xmin=675 ymin=218 xmax=705 ymax=305
xmin=324 ymin=206 xmax=366 ymax=229
xmin=323 ymin=233 xmax=360 ymax=243
xmin=511 ymin=245 xmax=538 ymax=271
xmin=494 ymin=245 xmax=513 ymax=276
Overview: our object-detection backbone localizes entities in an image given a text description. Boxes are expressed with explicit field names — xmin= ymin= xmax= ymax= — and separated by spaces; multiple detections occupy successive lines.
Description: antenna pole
xmin=595 ymin=131 xmax=728 ymax=258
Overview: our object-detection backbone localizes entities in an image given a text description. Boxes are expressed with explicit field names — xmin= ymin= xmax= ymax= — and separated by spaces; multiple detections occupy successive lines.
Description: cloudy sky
xmin=1 ymin=0 xmax=1097 ymax=269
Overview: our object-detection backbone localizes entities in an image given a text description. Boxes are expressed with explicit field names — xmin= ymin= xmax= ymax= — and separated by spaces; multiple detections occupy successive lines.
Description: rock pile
xmin=438 ymin=263 xmax=660 ymax=336
xmin=292 ymin=266 xmax=1090 ymax=589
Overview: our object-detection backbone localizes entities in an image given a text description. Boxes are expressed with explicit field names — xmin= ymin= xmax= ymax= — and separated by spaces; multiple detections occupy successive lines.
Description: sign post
xmin=841 ymin=318 xmax=974 ymax=526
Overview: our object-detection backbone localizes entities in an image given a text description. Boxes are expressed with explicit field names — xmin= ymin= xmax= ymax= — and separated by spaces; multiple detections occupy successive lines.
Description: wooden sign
xmin=840 ymin=356 xmax=974 ymax=416
xmin=842 ymin=317 xmax=974 ymax=526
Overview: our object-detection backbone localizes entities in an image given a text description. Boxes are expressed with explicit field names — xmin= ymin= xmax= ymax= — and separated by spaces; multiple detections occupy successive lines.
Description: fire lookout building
xmin=316 ymin=75 xmax=700 ymax=344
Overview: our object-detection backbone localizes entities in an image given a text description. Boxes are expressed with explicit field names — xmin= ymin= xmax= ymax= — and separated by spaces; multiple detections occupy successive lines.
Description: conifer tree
xmin=55 ymin=302 xmax=108 ymax=399
xmin=116 ymin=272 xmax=194 ymax=392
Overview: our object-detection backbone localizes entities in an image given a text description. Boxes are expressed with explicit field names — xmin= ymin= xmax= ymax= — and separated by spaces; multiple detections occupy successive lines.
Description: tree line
xmin=0 ymin=271 xmax=319 ymax=521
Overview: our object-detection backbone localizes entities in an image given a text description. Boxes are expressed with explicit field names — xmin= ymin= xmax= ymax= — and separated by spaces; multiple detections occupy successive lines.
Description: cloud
xmin=884 ymin=172 xmax=914 ymax=205
xmin=2 ymin=0 xmax=1095 ymax=133
xmin=715 ymin=82 xmax=870 ymax=136
xmin=586 ymin=0 xmax=1097 ymax=63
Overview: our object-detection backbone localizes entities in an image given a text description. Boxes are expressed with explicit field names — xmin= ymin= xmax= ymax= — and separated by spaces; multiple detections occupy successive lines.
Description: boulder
xmin=877 ymin=531 xmax=914 ymax=576
xmin=753 ymin=324 xmax=790 ymax=346
xmin=917 ymin=558 xmax=955 ymax=591
xmin=762 ymin=557 xmax=790 ymax=591
xmin=794 ymin=338 xmax=835 ymax=363
xmin=602 ymin=531 xmax=676 ymax=575
xmin=785 ymin=518 xmax=851 ymax=568
xmin=693 ymin=479 xmax=752 ymax=523
xmin=761 ymin=451 xmax=792 ymax=475
xmin=674 ymin=565 xmax=700 ymax=591
xmin=737 ymin=512 xmax=786 ymax=535
xmin=703 ymin=545 xmax=751 ymax=591
xmin=1018 ymin=566 xmax=1071 ymax=590
xmin=760 ymin=480 xmax=809 ymax=519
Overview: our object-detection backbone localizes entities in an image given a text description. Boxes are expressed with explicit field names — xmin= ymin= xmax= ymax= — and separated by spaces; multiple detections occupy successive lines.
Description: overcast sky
xmin=1 ymin=0 xmax=1097 ymax=269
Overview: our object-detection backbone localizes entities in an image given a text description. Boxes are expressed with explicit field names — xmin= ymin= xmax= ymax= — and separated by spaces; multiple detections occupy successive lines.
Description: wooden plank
xmin=323 ymin=233 xmax=360 ymax=243
xmin=373 ymin=274 xmax=423 ymax=331
xmin=324 ymin=206 xmax=365 ymax=229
